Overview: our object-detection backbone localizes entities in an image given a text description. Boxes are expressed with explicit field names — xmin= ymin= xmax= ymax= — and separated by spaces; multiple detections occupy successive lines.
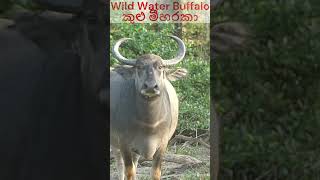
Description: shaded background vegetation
xmin=212 ymin=0 xmax=320 ymax=179
xmin=0 ymin=0 xmax=40 ymax=15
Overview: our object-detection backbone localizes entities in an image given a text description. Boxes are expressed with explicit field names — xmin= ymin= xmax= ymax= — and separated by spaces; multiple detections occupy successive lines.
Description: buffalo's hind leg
xmin=132 ymin=153 xmax=140 ymax=173
xmin=111 ymin=147 xmax=125 ymax=180
xmin=151 ymin=146 xmax=166 ymax=180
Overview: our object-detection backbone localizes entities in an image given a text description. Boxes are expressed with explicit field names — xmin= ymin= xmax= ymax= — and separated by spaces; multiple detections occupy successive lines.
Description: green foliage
xmin=212 ymin=0 xmax=320 ymax=179
xmin=180 ymin=170 xmax=210 ymax=180
xmin=174 ymin=60 xmax=210 ymax=131
xmin=0 ymin=0 xmax=43 ymax=16
xmin=0 ymin=0 xmax=13 ymax=13
xmin=110 ymin=23 xmax=210 ymax=133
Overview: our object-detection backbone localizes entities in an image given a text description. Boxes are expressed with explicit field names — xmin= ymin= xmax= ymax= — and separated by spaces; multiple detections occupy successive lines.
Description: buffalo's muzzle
xmin=140 ymin=87 xmax=160 ymax=98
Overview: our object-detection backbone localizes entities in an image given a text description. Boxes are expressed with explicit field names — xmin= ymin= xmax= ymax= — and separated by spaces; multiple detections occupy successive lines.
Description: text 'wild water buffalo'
xmin=110 ymin=36 xmax=187 ymax=180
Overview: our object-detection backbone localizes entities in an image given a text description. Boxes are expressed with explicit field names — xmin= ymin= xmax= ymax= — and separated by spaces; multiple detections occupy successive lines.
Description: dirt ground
xmin=110 ymin=143 xmax=210 ymax=180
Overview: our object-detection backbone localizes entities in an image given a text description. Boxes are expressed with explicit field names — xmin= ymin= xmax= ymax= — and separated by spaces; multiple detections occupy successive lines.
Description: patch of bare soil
xmin=110 ymin=142 xmax=210 ymax=180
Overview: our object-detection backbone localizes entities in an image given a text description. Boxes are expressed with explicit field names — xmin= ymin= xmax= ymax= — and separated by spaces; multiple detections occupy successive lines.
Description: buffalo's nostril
xmin=144 ymin=82 xmax=158 ymax=89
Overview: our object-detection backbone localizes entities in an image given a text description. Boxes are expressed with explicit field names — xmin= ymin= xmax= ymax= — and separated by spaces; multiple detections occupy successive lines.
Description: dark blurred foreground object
xmin=210 ymin=1 xmax=252 ymax=179
xmin=0 ymin=1 xmax=108 ymax=180
xmin=35 ymin=0 xmax=84 ymax=13
xmin=211 ymin=21 xmax=251 ymax=180
xmin=211 ymin=22 xmax=251 ymax=58
xmin=211 ymin=0 xmax=224 ymax=8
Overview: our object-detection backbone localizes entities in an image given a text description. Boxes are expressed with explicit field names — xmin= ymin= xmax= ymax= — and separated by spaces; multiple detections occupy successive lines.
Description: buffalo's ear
xmin=166 ymin=68 xmax=188 ymax=81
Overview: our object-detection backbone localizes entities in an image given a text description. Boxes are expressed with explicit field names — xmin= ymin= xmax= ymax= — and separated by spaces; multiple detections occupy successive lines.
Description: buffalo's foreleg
xmin=151 ymin=146 xmax=166 ymax=180
xmin=120 ymin=148 xmax=137 ymax=180
xmin=132 ymin=153 xmax=140 ymax=172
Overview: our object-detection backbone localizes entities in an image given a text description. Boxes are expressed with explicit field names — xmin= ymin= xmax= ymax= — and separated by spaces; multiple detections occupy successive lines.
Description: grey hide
xmin=110 ymin=36 xmax=187 ymax=180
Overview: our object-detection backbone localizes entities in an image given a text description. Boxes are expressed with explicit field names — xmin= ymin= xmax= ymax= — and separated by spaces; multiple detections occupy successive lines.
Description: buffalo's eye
xmin=158 ymin=65 xmax=164 ymax=70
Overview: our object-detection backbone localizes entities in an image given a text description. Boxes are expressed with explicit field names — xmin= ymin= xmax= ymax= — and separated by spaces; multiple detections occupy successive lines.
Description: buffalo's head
xmin=112 ymin=36 xmax=187 ymax=99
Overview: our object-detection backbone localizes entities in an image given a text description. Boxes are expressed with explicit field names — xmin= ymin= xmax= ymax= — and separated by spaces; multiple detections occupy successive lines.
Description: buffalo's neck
xmin=135 ymin=92 xmax=169 ymax=124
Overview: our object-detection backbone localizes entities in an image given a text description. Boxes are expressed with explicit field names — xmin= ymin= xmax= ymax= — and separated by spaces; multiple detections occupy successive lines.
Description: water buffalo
xmin=110 ymin=36 xmax=187 ymax=180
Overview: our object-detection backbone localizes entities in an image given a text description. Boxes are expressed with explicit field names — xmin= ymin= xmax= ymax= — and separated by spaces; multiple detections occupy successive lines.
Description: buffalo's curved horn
xmin=163 ymin=35 xmax=186 ymax=66
xmin=112 ymin=38 xmax=137 ymax=65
